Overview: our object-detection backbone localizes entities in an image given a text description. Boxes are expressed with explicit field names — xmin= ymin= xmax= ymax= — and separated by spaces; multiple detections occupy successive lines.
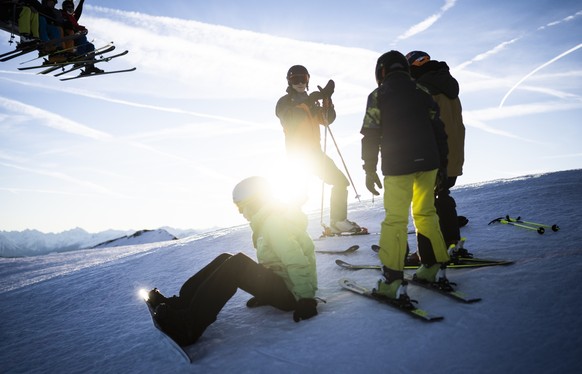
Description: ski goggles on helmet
xmin=288 ymin=74 xmax=309 ymax=85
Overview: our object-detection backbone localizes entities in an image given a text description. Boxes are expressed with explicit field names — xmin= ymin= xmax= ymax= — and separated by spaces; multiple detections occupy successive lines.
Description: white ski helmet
xmin=232 ymin=176 xmax=272 ymax=208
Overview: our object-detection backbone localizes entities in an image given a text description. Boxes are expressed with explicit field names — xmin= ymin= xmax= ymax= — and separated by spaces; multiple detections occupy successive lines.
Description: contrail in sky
xmin=499 ymin=43 xmax=582 ymax=108
xmin=393 ymin=0 xmax=457 ymax=42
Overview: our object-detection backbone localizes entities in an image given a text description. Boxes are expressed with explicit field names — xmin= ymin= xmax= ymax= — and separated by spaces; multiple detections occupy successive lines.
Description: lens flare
xmin=138 ymin=288 xmax=149 ymax=301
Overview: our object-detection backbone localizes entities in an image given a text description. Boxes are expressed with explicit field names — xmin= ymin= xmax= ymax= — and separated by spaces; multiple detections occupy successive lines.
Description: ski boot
xmin=330 ymin=219 xmax=361 ymax=234
xmin=447 ymin=238 xmax=473 ymax=260
xmin=414 ymin=263 xmax=454 ymax=291
xmin=373 ymin=266 xmax=409 ymax=301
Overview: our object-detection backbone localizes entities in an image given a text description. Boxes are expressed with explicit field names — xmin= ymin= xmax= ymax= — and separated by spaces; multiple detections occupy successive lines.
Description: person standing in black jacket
xmin=406 ymin=51 xmax=467 ymax=250
xmin=360 ymin=50 xmax=451 ymax=300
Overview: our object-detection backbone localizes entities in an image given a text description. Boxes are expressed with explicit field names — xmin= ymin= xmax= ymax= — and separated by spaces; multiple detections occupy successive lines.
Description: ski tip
xmin=338 ymin=278 xmax=351 ymax=287
xmin=335 ymin=259 xmax=350 ymax=268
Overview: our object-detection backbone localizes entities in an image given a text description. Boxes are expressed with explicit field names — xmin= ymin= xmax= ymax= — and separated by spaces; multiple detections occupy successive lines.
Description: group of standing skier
xmin=147 ymin=49 xmax=466 ymax=347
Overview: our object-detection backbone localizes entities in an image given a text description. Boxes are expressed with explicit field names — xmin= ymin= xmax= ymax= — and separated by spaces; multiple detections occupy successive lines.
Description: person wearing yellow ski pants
xmin=378 ymin=169 xmax=450 ymax=271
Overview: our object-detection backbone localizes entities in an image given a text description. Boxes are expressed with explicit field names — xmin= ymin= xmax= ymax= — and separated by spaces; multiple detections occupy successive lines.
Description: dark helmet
xmin=405 ymin=51 xmax=430 ymax=67
xmin=62 ymin=0 xmax=74 ymax=10
xmin=287 ymin=65 xmax=309 ymax=79
xmin=286 ymin=65 xmax=310 ymax=88
xmin=375 ymin=50 xmax=410 ymax=84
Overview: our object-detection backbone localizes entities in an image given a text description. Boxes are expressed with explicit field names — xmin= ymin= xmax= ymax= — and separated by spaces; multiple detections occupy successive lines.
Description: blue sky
xmin=0 ymin=0 xmax=580 ymax=233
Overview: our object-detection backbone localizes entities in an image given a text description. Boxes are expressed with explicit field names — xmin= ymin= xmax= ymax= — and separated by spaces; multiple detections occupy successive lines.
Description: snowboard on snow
xmin=142 ymin=293 xmax=192 ymax=363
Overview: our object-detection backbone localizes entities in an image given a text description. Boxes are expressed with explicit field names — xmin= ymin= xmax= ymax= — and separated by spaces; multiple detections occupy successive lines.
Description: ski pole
xmin=505 ymin=216 xmax=559 ymax=232
xmin=488 ymin=217 xmax=545 ymax=234
xmin=325 ymin=125 xmax=361 ymax=202
xmin=318 ymin=83 xmax=361 ymax=203
xmin=320 ymin=125 xmax=328 ymax=230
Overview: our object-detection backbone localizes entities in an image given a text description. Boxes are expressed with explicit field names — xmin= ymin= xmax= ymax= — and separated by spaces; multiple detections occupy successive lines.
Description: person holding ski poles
xmin=406 ymin=50 xmax=467 ymax=255
xmin=276 ymin=65 xmax=361 ymax=235
xmin=360 ymin=50 xmax=451 ymax=301
xmin=146 ymin=176 xmax=319 ymax=346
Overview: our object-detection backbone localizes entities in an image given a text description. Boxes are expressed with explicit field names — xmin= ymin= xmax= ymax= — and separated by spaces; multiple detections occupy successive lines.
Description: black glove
xmin=365 ymin=172 xmax=382 ymax=196
xmin=293 ymin=298 xmax=318 ymax=322
xmin=435 ymin=168 xmax=448 ymax=194
xmin=317 ymin=79 xmax=335 ymax=99
xmin=308 ymin=91 xmax=324 ymax=103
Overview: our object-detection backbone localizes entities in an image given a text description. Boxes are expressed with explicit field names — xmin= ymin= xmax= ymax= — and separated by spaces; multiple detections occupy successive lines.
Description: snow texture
xmin=1 ymin=169 xmax=581 ymax=373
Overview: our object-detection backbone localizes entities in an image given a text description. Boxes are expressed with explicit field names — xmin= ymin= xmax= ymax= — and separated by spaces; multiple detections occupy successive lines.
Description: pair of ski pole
xmin=488 ymin=215 xmax=560 ymax=235
xmin=319 ymin=82 xmax=361 ymax=230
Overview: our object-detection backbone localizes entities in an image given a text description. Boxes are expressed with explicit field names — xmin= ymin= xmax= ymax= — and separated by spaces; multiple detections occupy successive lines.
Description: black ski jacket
xmin=361 ymin=70 xmax=448 ymax=176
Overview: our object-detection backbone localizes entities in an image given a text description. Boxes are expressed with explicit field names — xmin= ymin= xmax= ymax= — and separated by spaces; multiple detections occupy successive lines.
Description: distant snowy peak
xmin=91 ymin=229 xmax=177 ymax=249
xmin=0 ymin=232 xmax=21 ymax=257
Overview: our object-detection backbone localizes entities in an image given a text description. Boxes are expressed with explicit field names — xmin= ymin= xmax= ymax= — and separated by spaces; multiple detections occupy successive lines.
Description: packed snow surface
xmin=1 ymin=170 xmax=581 ymax=373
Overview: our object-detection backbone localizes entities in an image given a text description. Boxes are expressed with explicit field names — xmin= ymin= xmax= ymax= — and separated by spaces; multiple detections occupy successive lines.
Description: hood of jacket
xmin=410 ymin=60 xmax=459 ymax=99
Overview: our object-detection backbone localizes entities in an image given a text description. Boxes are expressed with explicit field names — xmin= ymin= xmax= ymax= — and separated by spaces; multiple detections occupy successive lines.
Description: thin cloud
xmin=0 ymin=161 xmax=124 ymax=197
xmin=0 ymin=78 xmax=270 ymax=131
xmin=538 ymin=152 xmax=582 ymax=160
xmin=470 ymin=100 xmax=582 ymax=121
xmin=462 ymin=118 xmax=542 ymax=144
xmin=0 ymin=186 xmax=100 ymax=198
xmin=499 ymin=43 xmax=582 ymax=107
xmin=394 ymin=0 xmax=458 ymax=42
xmin=538 ymin=10 xmax=582 ymax=30
xmin=0 ymin=96 xmax=112 ymax=140
xmin=463 ymin=99 xmax=582 ymax=144
xmin=455 ymin=37 xmax=521 ymax=71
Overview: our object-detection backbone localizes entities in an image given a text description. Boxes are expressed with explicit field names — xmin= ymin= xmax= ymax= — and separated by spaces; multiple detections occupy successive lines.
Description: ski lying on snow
xmin=335 ymin=258 xmax=513 ymax=270
xmin=335 ymin=259 xmax=383 ymax=270
xmin=370 ymin=244 xmax=513 ymax=267
xmin=315 ymin=245 xmax=359 ymax=255
xmin=404 ymin=275 xmax=482 ymax=304
xmin=142 ymin=295 xmax=192 ymax=363
xmin=339 ymin=278 xmax=443 ymax=322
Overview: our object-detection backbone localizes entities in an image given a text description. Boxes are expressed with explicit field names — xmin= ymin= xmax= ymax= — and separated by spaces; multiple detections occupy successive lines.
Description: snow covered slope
xmin=91 ymin=229 xmax=177 ymax=249
xmin=0 ymin=170 xmax=581 ymax=373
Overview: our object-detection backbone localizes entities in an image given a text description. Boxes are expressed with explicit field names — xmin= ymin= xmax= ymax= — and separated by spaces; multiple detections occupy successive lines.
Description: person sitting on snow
xmin=145 ymin=176 xmax=319 ymax=346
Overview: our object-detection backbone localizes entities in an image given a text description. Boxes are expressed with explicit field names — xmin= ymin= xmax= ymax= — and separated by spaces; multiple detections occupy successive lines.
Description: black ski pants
xmin=435 ymin=176 xmax=461 ymax=246
xmin=164 ymin=252 xmax=296 ymax=345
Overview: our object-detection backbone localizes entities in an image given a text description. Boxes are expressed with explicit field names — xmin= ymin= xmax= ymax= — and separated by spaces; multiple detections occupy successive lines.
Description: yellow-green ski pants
xmin=378 ymin=169 xmax=450 ymax=271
